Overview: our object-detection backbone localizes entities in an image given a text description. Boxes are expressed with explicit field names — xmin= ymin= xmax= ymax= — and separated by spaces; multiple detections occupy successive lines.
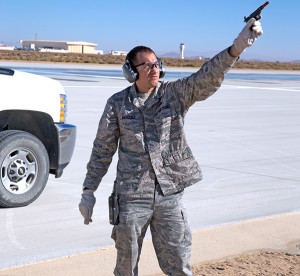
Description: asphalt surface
xmin=0 ymin=62 xmax=300 ymax=271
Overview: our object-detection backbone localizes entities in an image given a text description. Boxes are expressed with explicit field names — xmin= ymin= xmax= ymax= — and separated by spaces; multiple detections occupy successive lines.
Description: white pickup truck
xmin=0 ymin=68 xmax=76 ymax=207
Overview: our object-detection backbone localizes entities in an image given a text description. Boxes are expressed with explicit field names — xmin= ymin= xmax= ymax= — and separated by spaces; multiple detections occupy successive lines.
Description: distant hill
xmin=159 ymin=50 xmax=300 ymax=63
xmin=247 ymin=59 xmax=264 ymax=62
xmin=160 ymin=52 xmax=180 ymax=58
xmin=160 ymin=52 xmax=208 ymax=60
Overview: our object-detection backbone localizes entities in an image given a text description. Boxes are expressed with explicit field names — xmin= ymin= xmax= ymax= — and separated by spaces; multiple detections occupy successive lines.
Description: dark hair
xmin=126 ymin=46 xmax=156 ymax=67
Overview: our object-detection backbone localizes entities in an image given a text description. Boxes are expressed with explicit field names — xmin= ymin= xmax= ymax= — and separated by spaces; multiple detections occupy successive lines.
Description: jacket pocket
xmin=154 ymin=108 xmax=180 ymax=142
xmin=162 ymin=147 xmax=193 ymax=166
xmin=162 ymin=147 xmax=200 ymax=183
xmin=154 ymin=106 xmax=179 ymax=126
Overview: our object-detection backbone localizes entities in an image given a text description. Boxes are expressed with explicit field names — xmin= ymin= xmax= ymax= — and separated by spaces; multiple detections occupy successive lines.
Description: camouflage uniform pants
xmin=111 ymin=185 xmax=192 ymax=276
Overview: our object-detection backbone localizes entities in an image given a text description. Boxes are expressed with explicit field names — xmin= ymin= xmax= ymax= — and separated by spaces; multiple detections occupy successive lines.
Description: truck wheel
xmin=0 ymin=130 xmax=49 ymax=207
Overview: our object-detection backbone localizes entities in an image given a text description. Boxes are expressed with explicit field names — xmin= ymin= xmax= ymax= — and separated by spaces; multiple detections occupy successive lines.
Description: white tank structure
xmin=180 ymin=43 xmax=185 ymax=59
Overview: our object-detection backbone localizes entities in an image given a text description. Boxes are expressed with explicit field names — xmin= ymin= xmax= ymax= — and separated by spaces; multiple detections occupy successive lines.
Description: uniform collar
xmin=129 ymin=82 xmax=163 ymax=109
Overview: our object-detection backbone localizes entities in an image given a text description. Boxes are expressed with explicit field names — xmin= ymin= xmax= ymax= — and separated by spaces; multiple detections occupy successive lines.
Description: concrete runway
xmin=0 ymin=63 xmax=300 ymax=270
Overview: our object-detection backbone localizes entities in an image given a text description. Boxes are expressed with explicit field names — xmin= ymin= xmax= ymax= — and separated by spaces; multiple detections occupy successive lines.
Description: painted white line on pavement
xmin=32 ymin=70 xmax=125 ymax=80
xmin=63 ymin=86 xmax=125 ymax=88
xmin=5 ymin=209 xmax=26 ymax=250
xmin=222 ymin=84 xmax=300 ymax=92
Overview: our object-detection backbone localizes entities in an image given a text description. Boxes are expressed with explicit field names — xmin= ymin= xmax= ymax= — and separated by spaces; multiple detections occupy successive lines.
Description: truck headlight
xmin=60 ymin=94 xmax=67 ymax=123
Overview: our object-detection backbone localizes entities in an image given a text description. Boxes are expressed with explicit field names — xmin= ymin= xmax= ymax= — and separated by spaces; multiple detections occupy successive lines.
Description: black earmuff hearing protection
xmin=122 ymin=58 xmax=166 ymax=83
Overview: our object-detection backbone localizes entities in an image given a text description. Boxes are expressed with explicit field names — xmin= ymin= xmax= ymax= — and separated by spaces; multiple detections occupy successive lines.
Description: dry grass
xmin=0 ymin=50 xmax=299 ymax=71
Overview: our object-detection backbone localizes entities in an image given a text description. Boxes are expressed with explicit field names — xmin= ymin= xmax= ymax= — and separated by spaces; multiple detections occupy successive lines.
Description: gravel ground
xmin=192 ymin=251 xmax=300 ymax=276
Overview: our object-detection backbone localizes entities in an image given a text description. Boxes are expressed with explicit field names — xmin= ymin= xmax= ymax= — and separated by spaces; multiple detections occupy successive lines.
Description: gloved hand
xmin=79 ymin=189 xmax=96 ymax=225
xmin=233 ymin=18 xmax=263 ymax=54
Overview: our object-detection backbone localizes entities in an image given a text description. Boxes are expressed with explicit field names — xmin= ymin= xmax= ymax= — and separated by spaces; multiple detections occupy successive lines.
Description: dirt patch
xmin=193 ymin=251 xmax=300 ymax=275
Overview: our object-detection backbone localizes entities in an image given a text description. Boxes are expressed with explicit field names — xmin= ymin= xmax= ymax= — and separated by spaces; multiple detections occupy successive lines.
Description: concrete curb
xmin=1 ymin=213 xmax=300 ymax=276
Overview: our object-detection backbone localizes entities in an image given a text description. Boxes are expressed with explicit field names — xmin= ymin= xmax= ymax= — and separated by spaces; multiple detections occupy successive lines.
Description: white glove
xmin=79 ymin=189 xmax=96 ymax=225
xmin=233 ymin=18 xmax=263 ymax=54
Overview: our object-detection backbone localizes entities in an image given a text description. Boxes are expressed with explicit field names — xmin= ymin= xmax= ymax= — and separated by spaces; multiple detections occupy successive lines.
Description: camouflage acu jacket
xmin=83 ymin=48 xmax=238 ymax=197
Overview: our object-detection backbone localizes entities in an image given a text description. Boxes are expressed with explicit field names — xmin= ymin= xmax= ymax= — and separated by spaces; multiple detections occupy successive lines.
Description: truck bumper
xmin=54 ymin=123 xmax=76 ymax=178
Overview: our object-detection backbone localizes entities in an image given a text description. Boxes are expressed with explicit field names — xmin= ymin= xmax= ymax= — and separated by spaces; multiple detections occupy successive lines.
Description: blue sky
xmin=1 ymin=0 xmax=299 ymax=62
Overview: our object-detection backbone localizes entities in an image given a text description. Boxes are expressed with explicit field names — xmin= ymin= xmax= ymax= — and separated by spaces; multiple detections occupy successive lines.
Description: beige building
xmin=21 ymin=40 xmax=98 ymax=54
xmin=109 ymin=50 xmax=128 ymax=56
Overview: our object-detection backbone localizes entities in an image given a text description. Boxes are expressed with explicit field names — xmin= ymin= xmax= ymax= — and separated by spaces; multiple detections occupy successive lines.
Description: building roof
xmin=66 ymin=41 xmax=98 ymax=47
xmin=21 ymin=40 xmax=97 ymax=47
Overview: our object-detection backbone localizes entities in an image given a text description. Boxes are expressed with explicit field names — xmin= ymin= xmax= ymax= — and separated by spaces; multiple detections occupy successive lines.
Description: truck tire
xmin=0 ymin=130 xmax=49 ymax=207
